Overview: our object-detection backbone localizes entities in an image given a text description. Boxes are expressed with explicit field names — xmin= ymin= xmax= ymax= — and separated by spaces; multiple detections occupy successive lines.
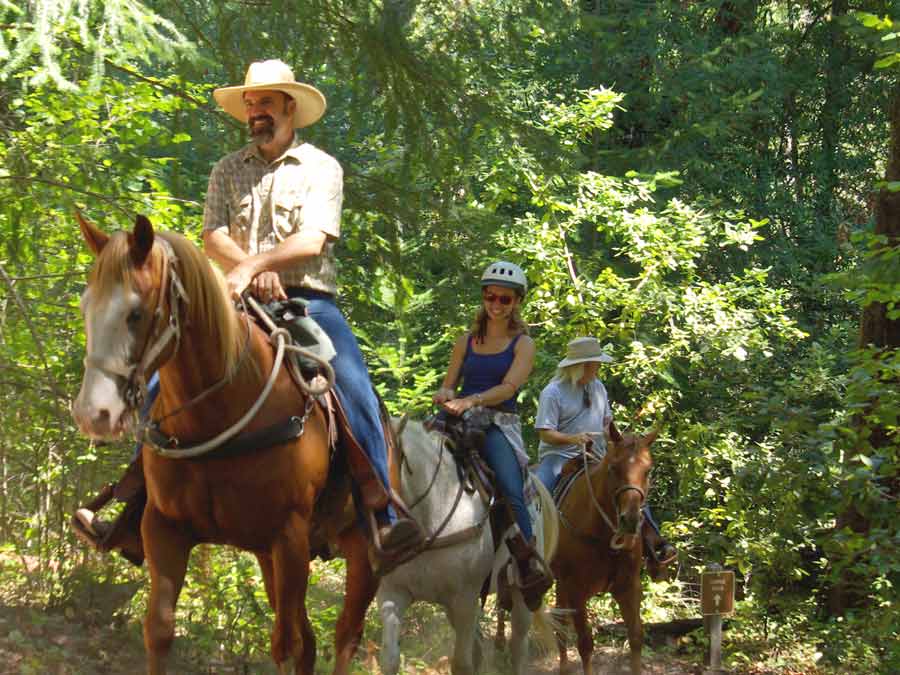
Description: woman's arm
xmin=539 ymin=428 xmax=593 ymax=447
xmin=433 ymin=333 xmax=468 ymax=404
xmin=443 ymin=335 xmax=535 ymax=413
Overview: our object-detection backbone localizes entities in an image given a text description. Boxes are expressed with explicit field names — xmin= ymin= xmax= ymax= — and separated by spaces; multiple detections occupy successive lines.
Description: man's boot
xmin=504 ymin=530 xmax=554 ymax=611
xmin=376 ymin=517 xmax=424 ymax=559
xmin=642 ymin=519 xmax=677 ymax=582
xmin=71 ymin=458 xmax=146 ymax=567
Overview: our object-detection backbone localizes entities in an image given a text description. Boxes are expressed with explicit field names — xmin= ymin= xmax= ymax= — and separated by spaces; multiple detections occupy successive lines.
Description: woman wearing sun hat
xmin=535 ymin=337 xmax=678 ymax=578
xmin=431 ymin=261 xmax=553 ymax=610
xmin=534 ymin=337 xmax=619 ymax=491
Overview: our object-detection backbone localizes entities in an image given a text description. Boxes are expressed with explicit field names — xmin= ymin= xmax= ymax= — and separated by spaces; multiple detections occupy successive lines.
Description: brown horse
xmin=71 ymin=214 xmax=378 ymax=675
xmin=551 ymin=431 xmax=657 ymax=675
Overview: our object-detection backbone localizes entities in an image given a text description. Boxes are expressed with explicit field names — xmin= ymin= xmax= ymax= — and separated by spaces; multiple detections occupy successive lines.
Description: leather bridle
xmin=83 ymin=239 xmax=189 ymax=412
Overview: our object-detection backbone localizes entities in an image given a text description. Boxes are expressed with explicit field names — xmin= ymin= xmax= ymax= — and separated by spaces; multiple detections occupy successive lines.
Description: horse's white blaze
xmin=72 ymin=285 xmax=140 ymax=438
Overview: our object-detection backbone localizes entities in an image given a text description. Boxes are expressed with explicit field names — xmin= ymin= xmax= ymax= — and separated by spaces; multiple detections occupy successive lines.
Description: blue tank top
xmin=458 ymin=334 xmax=522 ymax=412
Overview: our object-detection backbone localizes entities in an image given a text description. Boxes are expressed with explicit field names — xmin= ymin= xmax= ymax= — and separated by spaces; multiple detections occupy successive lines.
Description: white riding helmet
xmin=481 ymin=261 xmax=527 ymax=296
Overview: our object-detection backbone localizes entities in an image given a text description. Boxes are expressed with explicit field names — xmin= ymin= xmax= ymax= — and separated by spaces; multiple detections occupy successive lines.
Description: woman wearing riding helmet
xmin=432 ymin=261 xmax=552 ymax=610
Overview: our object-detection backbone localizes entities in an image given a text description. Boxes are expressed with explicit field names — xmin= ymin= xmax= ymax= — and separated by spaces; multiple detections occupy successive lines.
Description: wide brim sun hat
xmin=213 ymin=59 xmax=327 ymax=129
xmin=557 ymin=337 xmax=613 ymax=368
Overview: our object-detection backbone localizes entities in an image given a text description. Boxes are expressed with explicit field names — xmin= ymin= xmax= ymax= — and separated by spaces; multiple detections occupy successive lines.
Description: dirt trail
xmin=0 ymin=598 xmax=712 ymax=675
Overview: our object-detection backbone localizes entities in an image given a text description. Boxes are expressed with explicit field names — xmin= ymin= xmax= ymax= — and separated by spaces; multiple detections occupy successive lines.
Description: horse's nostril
xmin=97 ymin=409 xmax=110 ymax=423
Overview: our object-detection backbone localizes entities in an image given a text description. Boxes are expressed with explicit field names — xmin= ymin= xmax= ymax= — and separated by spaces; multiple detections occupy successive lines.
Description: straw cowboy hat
xmin=213 ymin=59 xmax=327 ymax=129
xmin=557 ymin=337 xmax=613 ymax=368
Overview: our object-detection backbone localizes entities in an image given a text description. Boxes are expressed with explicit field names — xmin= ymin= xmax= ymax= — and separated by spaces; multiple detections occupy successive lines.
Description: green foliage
xmin=0 ymin=0 xmax=897 ymax=672
xmin=1 ymin=0 xmax=193 ymax=90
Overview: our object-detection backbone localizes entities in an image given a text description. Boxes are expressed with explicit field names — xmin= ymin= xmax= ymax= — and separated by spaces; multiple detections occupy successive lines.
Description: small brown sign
xmin=701 ymin=570 xmax=735 ymax=616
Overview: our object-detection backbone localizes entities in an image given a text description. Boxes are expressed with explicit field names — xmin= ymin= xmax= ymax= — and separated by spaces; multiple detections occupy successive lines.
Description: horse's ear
xmin=128 ymin=215 xmax=155 ymax=267
xmin=644 ymin=429 xmax=659 ymax=445
xmin=392 ymin=413 xmax=409 ymax=437
xmin=76 ymin=210 xmax=109 ymax=256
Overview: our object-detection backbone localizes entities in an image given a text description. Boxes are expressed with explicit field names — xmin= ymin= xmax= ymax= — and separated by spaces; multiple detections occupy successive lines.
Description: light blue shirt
xmin=535 ymin=378 xmax=613 ymax=460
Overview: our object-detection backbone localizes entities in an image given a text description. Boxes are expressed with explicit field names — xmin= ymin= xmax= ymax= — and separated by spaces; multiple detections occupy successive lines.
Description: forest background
xmin=0 ymin=1 xmax=898 ymax=673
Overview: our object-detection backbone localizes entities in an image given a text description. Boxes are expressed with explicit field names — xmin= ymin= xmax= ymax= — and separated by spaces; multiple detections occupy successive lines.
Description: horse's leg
xmin=568 ymin=588 xmax=593 ymax=675
xmin=555 ymin=582 xmax=570 ymax=672
xmin=333 ymin=526 xmax=378 ymax=675
xmin=612 ymin=577 xmax=643 ymax=675
xmin=142 ymin=506 xmax=191 ymax=675
xmin=378 ymin=586 xmax=411 ymax=675
xmin=271 ymin=512 xmax=314 ymax=675
xmin=446 ymin=591 xmax=481 ymax=675
xmin=494 ymin=608 xmax=506 ymax=651
xmin=508 ymin=592 xmax=532 ymax=675
xmin=255 ymin=552 xmax=276 ymax=607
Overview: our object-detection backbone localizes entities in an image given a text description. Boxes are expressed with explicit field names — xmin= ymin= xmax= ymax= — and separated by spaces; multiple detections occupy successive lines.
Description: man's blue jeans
xmin=132 ymin=371 xmax=161 ymax=460
xmin=535 ymin=452 xmax=662 ymax=535
xmin=297 ymin=290 xmax=395 ymax=523
xmin=482 ymin=425 xmax=532 ymax=540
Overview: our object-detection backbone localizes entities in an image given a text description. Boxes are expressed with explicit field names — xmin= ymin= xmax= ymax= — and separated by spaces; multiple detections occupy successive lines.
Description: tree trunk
xmin=829 ymin=79 xmax=900 ymax=615
xmin=819 ymin=0 xmax=849 ymax=218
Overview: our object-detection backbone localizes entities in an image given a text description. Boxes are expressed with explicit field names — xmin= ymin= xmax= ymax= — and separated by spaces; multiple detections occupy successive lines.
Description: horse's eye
xmin=127 ymin=308 xmax=143 ymax=326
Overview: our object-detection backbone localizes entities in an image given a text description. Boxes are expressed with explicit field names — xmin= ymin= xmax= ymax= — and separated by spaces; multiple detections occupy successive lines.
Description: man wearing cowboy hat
xmin=534 ymin=336 xmax=677 ymax=579
xmin=202 ymin=59 xmax=424 ymax=563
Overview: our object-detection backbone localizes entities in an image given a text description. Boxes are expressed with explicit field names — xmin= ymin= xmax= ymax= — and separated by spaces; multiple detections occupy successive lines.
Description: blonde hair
xmin=555 ymin=363 xmax=585 ymax=386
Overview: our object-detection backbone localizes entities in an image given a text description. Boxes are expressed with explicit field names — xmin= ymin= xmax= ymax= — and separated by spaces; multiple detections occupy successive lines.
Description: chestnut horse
xmin=551 ymin=431 xmax=658 ymax=675
xmin=71 ymin=215 xmax=377 ymax=675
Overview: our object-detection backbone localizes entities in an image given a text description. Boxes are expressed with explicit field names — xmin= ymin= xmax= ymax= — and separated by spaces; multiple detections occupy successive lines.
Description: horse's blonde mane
xmin=89 ymin=229 xmax=243 ymax=378
xmin=160 ymin=232 xmax=243 ymax=375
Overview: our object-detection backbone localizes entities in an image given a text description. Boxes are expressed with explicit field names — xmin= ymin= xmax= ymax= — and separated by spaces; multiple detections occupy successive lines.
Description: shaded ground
xmin=0 ymin=597 xmax=809 ymax=675
xmin=0 ymin=555 xmax=824 ymax=674
xmin=0 ymin=598 xmax=700 ymax=675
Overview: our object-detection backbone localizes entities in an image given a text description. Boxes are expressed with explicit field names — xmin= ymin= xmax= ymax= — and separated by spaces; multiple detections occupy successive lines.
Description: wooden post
xmin=701 ymin=562 xmax=734 ymax=675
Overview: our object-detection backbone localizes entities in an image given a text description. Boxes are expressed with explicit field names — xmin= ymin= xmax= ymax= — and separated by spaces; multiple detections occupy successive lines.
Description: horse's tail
xmin=534 ymin=476 xmax=559 ymax=564
xmin=529 ymin=476 xmax=562 ymax=652
xmin=530 ymin=601 xmax=565 ymax=653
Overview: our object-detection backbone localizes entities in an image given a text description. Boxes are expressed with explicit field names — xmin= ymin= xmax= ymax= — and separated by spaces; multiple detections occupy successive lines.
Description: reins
xmin=144 ymin=295 xmax=335 ymax=459
xmin=403 ymin=431 xmax=446 ymax=511
xmin=559 ymin=441 xmax=646 ymax=550
xmin=150 ymin=304 xmax=253 ymax=427
xmin=396 ymin=429 xmax=491 ymax=557
xmin=83 ymin=239 xmax=189 ymax=410
xmin=94 ymin=240 xmax=338 ymax=459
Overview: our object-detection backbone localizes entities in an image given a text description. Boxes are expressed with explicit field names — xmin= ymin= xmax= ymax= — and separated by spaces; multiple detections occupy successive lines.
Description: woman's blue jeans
xmin=535 ymin=452 xmax=662 ymax=535
xmin=482 ymin=425 xmax=532 ymax=540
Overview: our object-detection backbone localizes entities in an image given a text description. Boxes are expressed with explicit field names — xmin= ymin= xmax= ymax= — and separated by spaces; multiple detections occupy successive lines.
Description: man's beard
xmin=248 ymin=115 xmax=275 ymax=144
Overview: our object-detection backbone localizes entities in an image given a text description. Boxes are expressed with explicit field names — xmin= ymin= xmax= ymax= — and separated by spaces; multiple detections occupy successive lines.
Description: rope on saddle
xmin=143 ymin=295 xmax=334 ymax=459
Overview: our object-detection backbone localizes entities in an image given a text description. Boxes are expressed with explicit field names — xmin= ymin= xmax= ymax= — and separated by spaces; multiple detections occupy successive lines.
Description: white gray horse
xmin=378 ymin=419 xmax=559 ymax=675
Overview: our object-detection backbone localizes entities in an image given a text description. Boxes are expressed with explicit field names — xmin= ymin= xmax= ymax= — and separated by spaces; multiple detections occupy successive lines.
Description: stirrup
xmin=648 ymin=540 xmax=678 ymax=566
xmin=71 ymin=510 xmax=109 ymax=550
xmin=513 ymin=560 xmax=553 ymax=612
xmin=367 ymin=512 xmax=425 ymax=576
xmin=655 ymin=547 xmax=677 ymax=567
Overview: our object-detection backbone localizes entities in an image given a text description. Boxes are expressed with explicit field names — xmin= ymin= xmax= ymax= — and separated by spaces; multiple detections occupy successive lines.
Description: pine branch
xmin=102 ymin=60 xmax=206 ymax=110
xmin=5 ymin=272 xmax=84 ymax=281
xmin=0 ymin=263 xmax=70 ymax=406
xmin=0 ymin=176 xmax=140 ymax=215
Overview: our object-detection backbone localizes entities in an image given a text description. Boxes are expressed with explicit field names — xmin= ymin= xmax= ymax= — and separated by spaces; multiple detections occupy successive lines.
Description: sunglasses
xmin=482 ymin=292 xmax=516 ymax=306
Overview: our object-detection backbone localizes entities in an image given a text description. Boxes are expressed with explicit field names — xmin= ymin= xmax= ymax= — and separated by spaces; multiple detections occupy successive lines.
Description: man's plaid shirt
xmin=203 ymin=137 xmax=342 ymax=294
